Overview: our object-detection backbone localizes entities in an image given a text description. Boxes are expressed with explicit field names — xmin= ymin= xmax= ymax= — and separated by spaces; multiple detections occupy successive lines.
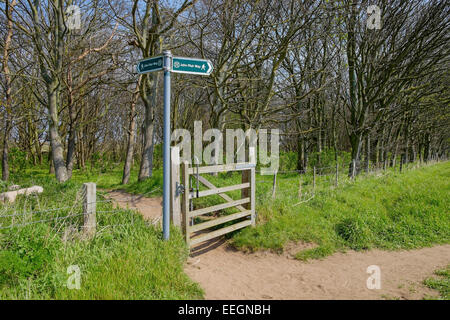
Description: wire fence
xmin=0 ymin=183 xmax=162 ymax=234
xmin=254 ymin=158 xmax=448 ymax=199
xmin=0 ymin=158 xmax=446 ymax=233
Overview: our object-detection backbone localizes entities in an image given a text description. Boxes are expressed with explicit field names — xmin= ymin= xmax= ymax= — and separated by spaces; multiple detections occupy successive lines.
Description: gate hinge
xmin=175 ymin=182 xmax=185 ymax=197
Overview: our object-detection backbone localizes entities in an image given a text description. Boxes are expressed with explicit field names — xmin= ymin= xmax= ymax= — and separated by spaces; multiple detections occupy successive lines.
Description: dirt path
xmin=105 ymin=190 xmax=162 ymax=223
xmin=186 ymin=240 xmax=449 ymax=300
xmin=106 ymin=190 xmax=449 ymax=300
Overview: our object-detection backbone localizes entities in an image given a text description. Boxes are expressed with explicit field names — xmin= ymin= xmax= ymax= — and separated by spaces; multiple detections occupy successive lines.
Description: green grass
xmin=423 ymin=265 xmax=449 ymax=300
xmin=1 ymin=160 xmax=448 ymax=299
xmin=70 ymin=164 xmax=163 ymax=197
xmin=231 ymin=162 xmax=450 ymax=260
xmin=0 ymin=170 xmax=201 ymax=300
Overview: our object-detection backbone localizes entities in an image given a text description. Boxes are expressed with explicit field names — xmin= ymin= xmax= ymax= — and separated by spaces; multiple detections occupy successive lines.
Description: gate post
xmin=181 ymin=161 xmax=190 ymax=246
xmin=250 ymin=165 xmax=256 ymax=226
xmin=170 ymin=147 xmax=181 ymax=227
xmin=242 ymin=147 xmax=256 ymax=227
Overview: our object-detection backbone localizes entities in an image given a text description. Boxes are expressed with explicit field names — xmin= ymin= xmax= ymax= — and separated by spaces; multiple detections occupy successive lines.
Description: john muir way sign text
xmin=171 ymin=57 xmax=213 ymax=75
xmin=136 ymin=52 xmax=213 ymax=241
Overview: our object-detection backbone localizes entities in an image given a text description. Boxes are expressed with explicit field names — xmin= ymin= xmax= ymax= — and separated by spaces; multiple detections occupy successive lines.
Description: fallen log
xmin=0 ymin=186 xmax=44 ymax=203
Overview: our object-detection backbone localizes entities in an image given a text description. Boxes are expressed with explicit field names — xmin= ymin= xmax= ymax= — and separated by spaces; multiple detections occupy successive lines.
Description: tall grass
xmin=1 ymin=160 xmax=448 ymax=299
xmin=0 ymin=173 xmax=202 ymax=300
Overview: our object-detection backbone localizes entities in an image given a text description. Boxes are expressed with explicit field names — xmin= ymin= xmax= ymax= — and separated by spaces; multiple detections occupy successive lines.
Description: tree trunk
xmin=404 ymin=119 xmax=410 ymax=164
xmin=138 ymin=73 xmax=159 ymax=181
xmin=1 ymin=121 xmax=11 ymax=181
xmin=138 ymin=112 xmax=156 ymax=181
xmin=424 ymin=132 xmax=431 ymax=162
xmin=33 ymin=125 xmax=42 ymax=165
xmin=346 ymin=0 xmax=361 ymax=177
xmin=48 ymin=146 xmax=54 ymax=174
xmin=365 ymin=134 xmax=370 ymax=173
xmin=65 ymin=66 xmax=77 ymax=179
xmin=296 ymin=137 xmax=305 ymax=173
xmin=48 ymin=85 xmax=68 ymax=182
xmin=66 ymin=123 xmax=76 ymax=179
xmin=392 ymin=139 xmax=399 ymax=168
xmin=1 ymin=0 xmax=16 ymax=181
xmin=122 ymin=95 xmax=137 ymax=184
xmin=349 ymin=132 xmax=362 ymax=176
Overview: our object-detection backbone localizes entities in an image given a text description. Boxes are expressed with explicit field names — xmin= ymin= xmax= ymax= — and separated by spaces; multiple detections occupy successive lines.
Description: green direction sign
xmin=137 ymin=56 xmax=163 ymax=74
xmin=172 ymin=57 xmax=213 ymax=75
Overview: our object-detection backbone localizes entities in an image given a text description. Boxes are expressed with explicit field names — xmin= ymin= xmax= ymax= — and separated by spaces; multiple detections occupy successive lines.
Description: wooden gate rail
xmin=179 ymin=161 xmax=256 ymax=248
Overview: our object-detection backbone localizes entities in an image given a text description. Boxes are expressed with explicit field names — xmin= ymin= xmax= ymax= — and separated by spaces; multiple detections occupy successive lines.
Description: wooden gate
xmin=170 ymin=147 xmax=256 ymax=248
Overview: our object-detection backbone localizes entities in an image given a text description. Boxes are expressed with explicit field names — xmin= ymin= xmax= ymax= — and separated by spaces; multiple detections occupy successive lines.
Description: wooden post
xmin=170 ymin=147 xmax=181 ymax=227
xmin=242 ymin=167 xmax=250 ymax=202
xmin=271 ymin=170 xmax=277 ymax=198
xmin=83 ymin=182 xmax=96 ymax=238
xmin=250 ymin=167 xmax=256 ymax=226
xmin=249 ymin=146 xmax=256 ymax=226
xmin=241 ymin=148 xmax=256 ymax=226
xmin=400 ymin=155 xmax=403 ymax=173
xmin=181 ymin=161 xmax=190 ymax=246
xmin=335 ymin=163 xmax=339 ymax=187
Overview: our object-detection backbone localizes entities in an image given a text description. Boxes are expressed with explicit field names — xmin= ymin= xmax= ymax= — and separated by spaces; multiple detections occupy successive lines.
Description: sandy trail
xmin=106 ymin=190 xmax=449 ymax=300
xmin=186 ymin=240 xmax=449 ymax=300
xmin=105 ymin=190 xmax=163 ymax=223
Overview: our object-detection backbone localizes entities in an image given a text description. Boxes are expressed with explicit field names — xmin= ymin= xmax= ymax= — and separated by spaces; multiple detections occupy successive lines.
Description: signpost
xmin=137 ymin=56 xmax=163 ymax=74
xmin=136 ymin=51 xmax=213 ymax=240
xmin=172 ymin=57 xmax=213 ymax=75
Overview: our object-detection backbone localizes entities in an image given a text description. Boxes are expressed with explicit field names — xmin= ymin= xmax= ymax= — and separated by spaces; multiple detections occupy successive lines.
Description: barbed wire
xmin=1 ymin=159 xmax=445 ymax=231
xmin=0 ymin=212 xmax=85 ymax=230
xmin=254 ymin=164 xmax=350 ymax=175
xmin=0 ymin=195 xmax=161 ymax=228
xmin=0 ymin=204 xmax=84 ymax=218
xmin=0 ymin=208 xmax=142 ymax=230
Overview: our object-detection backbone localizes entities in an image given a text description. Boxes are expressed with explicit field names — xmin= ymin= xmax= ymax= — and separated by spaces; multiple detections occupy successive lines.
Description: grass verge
xmin=231 ymin=162 xmax=450 ymax=260
xmin=0 ymin=174 xmax=201 ymax=299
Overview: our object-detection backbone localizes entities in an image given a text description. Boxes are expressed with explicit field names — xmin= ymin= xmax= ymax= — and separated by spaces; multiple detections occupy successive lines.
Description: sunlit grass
xmin=231 ymin=162 xmax=450 ymax=260
xmin=0 ymin=169 xmax=202 ymax=300
xmin=1 ymin=160 xmax=447 ymax=299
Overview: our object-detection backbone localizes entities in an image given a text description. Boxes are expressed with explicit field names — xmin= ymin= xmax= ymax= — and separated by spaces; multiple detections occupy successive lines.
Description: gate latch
xmin=175 ymin=182 xmax=185 ymax=197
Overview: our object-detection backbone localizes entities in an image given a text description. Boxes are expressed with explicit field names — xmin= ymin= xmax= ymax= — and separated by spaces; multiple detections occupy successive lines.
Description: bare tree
xmin=0 ymin=0 xmax=17 ymax=181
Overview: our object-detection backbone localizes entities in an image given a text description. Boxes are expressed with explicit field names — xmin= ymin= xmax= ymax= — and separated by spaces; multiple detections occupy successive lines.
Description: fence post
xmin=181 ymin=161 xmax=190 ymax=247
xmin=170 ymin=147 xmax=181 ymax=227
xmin=83 ymin=182 xmax=96 ymax=238
xmin=272 ymin=170 xmax=277 ymax=198
xmin=335 ymin=163 xmax=339 ymax=187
